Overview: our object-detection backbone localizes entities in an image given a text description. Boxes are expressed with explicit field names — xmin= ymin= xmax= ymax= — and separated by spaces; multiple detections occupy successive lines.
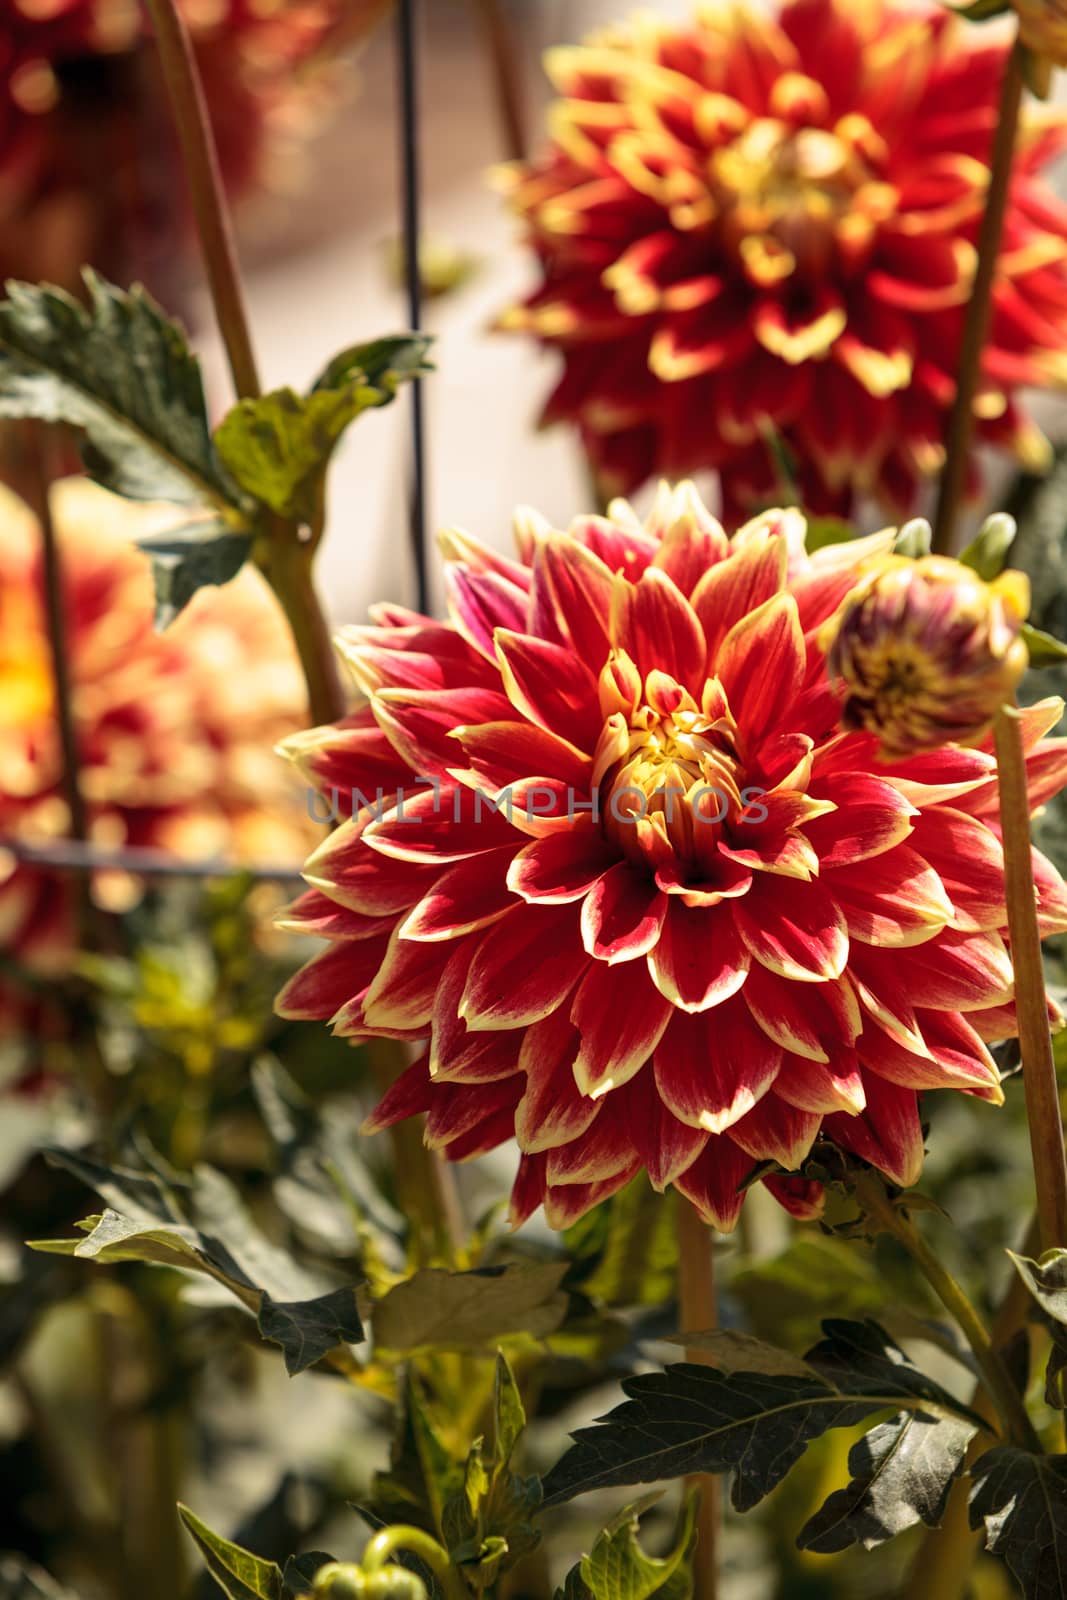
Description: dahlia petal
xmin=907 ymin=808 xmax=1006 ymax=931
xmin=673 ymin=1136 xmax=756 ymax=1231
xmin=848 ymin=947 xmax=932 ymax=1056
xmin=361 ymin=1055 xmax=433 ymax=1134
xmin=507 ymin=825 xmax=617 ymax=903
xmin=716 ymin=593 xmax=805 ymax=745
xmin=622 ymin=1067 xmax=710 ymax=1189
xmin=399 ymin=847 xmax=519 ymax=941
xmin=823 ymin=1074 xmax=925 ymax=1188
xmin=735 ymin=876 xmax=849 ymax=982
xmin=689 ymin=531 xmax=788 ymax=660
xmin=275 ymin=938 xmax=386 ymax=1021
xmin=790 ymin=528 xmax=897 ymax=632
xmin=444 ymin=565 xmax=529 ymax=660
xmin=581 ymin=862 xmax=667 ymax=963
xmin=460 ymin=901 xmax=586 ymax=1029
xmin=515 ymin=1007 xmax=598 ymax=1152
xmin=494 ymin=628 xmax=602 ymax=751
xmin=826 ymin=844 xmax=954 ymax=947
xmin=650 ymin=507 xmax=729 ymax=596
xmin=530 ymin=533 xmax=615 ymax=660
xmin=609 ymin=567 xmax=706 ymax=688
xmin=425 ymin=1075 xmax=523 ymax=1150
xmin=862 ymin=1012 xmax=1002 ymax=1099
xmin=509 ymin=1153 xmax=548 ymax=1228
xmin=283 ymin=712 xmax=410 ymax=800
xmin=774 ymin=1048 xmax=867 ymax=1115
xmin=274 ymin=889 xmax=394 ymax=940
xmin=647 ymin=899 xmax=751 ymax=1011
xmin=876 ymin=745 xmax=996 ymax=807
xmin=546 ymin=1106 xmax=640 ymax=1185
xmin=433 ymin=1098 xmax=523 ymax=1162
xmin=1034 ymin=848 xmax=1067 ymax=936
xmin=437 ymin=525 xmax=533 ymax=591
xmin=364 ymin=781 xmax=517 ymax=862
xmin=762 ymin=1174 xmax=825 ymax=1220
xmin=743 ymin=965 xmax=861 ymax=1062
xmin=731 ymin=1092 xmax=821 ymax=1169
xmin=653 ymin=999 xmax=781 ymax=1132
xmin=430 ymin=942 xmax=520 ymax=1079
xmin=450 ymin=719 xmax=591 ymax=792
xmin=889 ymin=929 xmax=1014 ymax=1011
xmin=572 ymin=960 xmax=674 ymax=1097
xmin=362 ymin=927 xmax=450 ymax=1031
xmin=372 ymin=686 xmax=514 ymax=777
xmin=544 ymin=1164 xmax=641 ymax=1229
xmin=1019 ymin=736 xmax=1067 ymax=815
xmin=803 ymin=773 xmax=918 ymax=868
xmin=752 ymin=292 xmax=847 ymax=364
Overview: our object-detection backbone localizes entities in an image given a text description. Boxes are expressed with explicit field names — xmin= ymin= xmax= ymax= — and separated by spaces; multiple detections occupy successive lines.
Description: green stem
xmin=143 ymin=0 xmax=260 ymax=400
xmin=260 ymin=534 xmax=347 ymax=726
xmin=853 ymin=1172 xmax=1040 ymax=1451
xmin=931 ymin=39 xmax=1024 ymax=555
xmin=677 ymin=1199 xmax=720 ymax=1600
xmin=995 ymin=704 xmax=1067 ymax=1254
xmin=362 ymin=1527 xmax=466 ymax=1600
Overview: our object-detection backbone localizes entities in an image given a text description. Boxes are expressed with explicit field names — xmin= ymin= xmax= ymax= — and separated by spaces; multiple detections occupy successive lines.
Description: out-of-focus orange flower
xmin=277 ymin=484 xmax=1067 ymax=1231
xmin=498 ymin=0 xmax=1067 ymax=518
xmin=0 ymin=478 xmax=313 ymax=1025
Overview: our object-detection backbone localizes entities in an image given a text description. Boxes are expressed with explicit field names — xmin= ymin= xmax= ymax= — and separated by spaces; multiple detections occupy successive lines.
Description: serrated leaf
xmin=969 ymin=1447 xmax=1067 ymax=1599
xmin=493 ymin=1351 xmax=525 ymax=1464
xmin=1009 ymin=1249 xmax=1067 ymax=1406
xmin=0 ymin=273 xmax=241 ymax=509
xmin=578 ymin=1492 xmax=696 ymax=1600
xmin=371 ymin=1263 xmax=568 ymax=1354
xmin=959 ymin=512 xmax=1016 ymax=580
xmin=179 ymin=1504 xmax=285 ymax=1600
xmin=894 ymin=518 xmax=932 ymax=558
xmin=660 ymin=1329 xmax=817 ymax=1379
xmin=137 ymin=520 xmax=253 ymax=626
xmin=311 ymin=333 xmax=432 ymax=395
xmin=215 ymin=386 xmax=378 ymax=523
xmin=30 ymin=1147 xmax=364 ymax=1373
xmin=541 ymin=1319 xmax=985 ymax=1513
xmin=796 ymin=1410 xmax=977 ymax=1552
xmin=1023 ymin=622 xmax=1067 ymax=667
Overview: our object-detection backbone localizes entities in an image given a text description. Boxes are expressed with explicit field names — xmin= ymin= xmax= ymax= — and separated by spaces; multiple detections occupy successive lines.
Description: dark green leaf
xmin=371 ymin=1263 xmax=568 ymax=1354
xmin=311 ymin=334 xmax=432 ymax=395
xmin=661 ymin=1329 xmax=817 ymax=1379
xmin=137 ymin=520 xmax=253 ymax=626
xmin=493 ymin=1351 xmax=526 ymax=1464
xmin=1022 ymin=623 xmax=1067 ymax=667
xmin=372 ymin=1372 xmax=463 ymax=1535
xmin=258 ymin=1287 xmax=364 ymax=1376
xmin=1008 ymin=1249 xmax=1067 ymax=1406
xmin=282 ymin=1554 xmax=336 ymax=1596
xmin=969 ymin=1448 xmax=1067 ymax=1599
xmin=542 ymin=1320 xmax=984 ymax=1512
xmin=179 ymin=1504 xmax=285 ymax=1600
xmin=796 ymin=1410 xmax=977 ymax=1552
xmin=959 ymin=513 xmax=1016 ymax=580
xmin=579 ymin=1492 xmax=697 ymax=1600
xmin=0 ymin=273 xmax=240 ymax=509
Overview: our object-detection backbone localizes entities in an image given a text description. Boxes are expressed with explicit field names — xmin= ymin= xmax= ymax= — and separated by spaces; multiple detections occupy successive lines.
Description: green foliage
xmin=29 ymin=1147 xmax=364 ymax=1373
xmin=541 ymin=1320 xmax=985 ymax=1521
xmin=1022 ymin=622 xmax=1067 ymax=667
xmin=802 ymin=517 xmax=856 ymax=553
xmin=1009 ymin=1248 xmax=1067 ymax=1407
xmin=179 ymin=1505 xmax=286 ymax=1600
xmin=137 ymin=520 xmax=254 ymax=626
xmin=565 ymin=1180 xmax=678 ymax=1307
xmin=959 ymin=512 xmax=1016 ymax=580
xmin=968 ymin=1448 xmax=1067 ymax=1599
xmin=371 ymin=1263 xmax=568 ymax=1354
xmin=442 ymin=1354 xmax=542 ymax=1583
xmin=558 ymin=1493 xmax=696 ymax=1600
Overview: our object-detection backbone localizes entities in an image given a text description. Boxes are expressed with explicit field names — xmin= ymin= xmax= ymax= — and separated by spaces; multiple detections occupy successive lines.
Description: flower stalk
xmin=677 ymin=1198 xmax=721 ymax=1600
xmin=994 ymin=703 xmax=1067 ymax=1253
xmin=932 ymin=39 xmax=1025 ymax=555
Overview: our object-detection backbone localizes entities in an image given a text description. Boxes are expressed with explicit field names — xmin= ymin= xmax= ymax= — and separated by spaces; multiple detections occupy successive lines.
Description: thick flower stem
xmin=260 ymin=538 xmax=347 ymax=727
xmin=853 ymin=1171 xmax=1040 ymax=1452
xmin=995 ymin=703 xmax=1067 ymax=1254
xmin=931 ymin=39 xmax=1024 ymax=556
xmin=677 ymin=1200 xmax=720 ymax=1600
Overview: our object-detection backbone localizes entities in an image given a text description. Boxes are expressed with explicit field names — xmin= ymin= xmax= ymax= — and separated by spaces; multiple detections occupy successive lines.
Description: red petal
xmin=735 ymin=877 xmax=848 ymax=982
xmin=362 ymin=927 xmax=450 ymax=1031
xmin=399 ymin=848 xmax=518 ymax=941
xmin=609 ymin=567 xmax=706 ymax=689
xmin=275 ymin=937 xmax=387 ymax=1021
xmin=507 ymin=825 xmax=617 ymax=903
xmin=908 ymin=808 xmax=1006 ymax=931
xmin=373 ymin=685 xmax=513 ymax=776
xmin=774 ymin=1048 xmax=867 ymax=1115
xmin=716 ymin=593 xmax=805 ymax=746
xmin=571 ymin=961 xmax=673 ymax=1096
xmin=444 ymin=565 xmax=529 ymax=659
xmin=673 ymin=1136 xmax=756 ymax=1231
xmin=582 ymin=862 xmax=667 ymax=963
xmin=743 ymin=966 xmax=861 ymax=1063
xmin=363 ymin=782 xmax=517 ymax=862
xmin=515 ymin=1007 xmax=597 ymax=1153
xmin=451 ymin=719 xmax=591 ymax=792
xmin=861 ymin=1011 xmax=1002 ymax=1099
xmin=495 ymin=629 xmax=602 ymax=751
xmin=544 ymin=1164 xmax=641 ymax=1229
xmin=653 ymin=1000 xmax=781 ymax=1132
xmin=823 ymin=1074 xmax=925 ymax=1188
xmin=362 ymin=1055 xmax=433 ymax=1133
xmin=425 ymin=1075 xmax=523 ymax=1151
xmin=762 ymin=1174 xmax=825 ymax=1220
xmin=690 ymin=532 xmax=788 ymax=660
xmin=731 ymin=1092 xmax=821 ymax=1169
xmin=648 ymin=899 xmax=750 ymax=1011
xmin=803 ymin=773 xmax=918 ymax=868
xmin=305 ymin=818 xmax=438 ymax=914
xmin=826 ymin=845 xmax=953 ymax=947
xmin=274 ymin=890 xmax=394 ymax=941
xmin=621 ymin=1067 xmax=710 ymax=1189
xmin=460 ymin=902 xmax=585 ymax=1029
xmin=530 ymin=533 xmax=615 ymax=660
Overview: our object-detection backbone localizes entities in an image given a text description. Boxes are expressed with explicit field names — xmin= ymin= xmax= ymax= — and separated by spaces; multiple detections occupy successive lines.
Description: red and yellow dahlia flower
xmin=277 ymin=483 xmax=1067 ymax=1231
xmin=498 ymin=0 xmax=1067 ymax=517
xmin=0 ymin=478 xmax=311 ymax=1024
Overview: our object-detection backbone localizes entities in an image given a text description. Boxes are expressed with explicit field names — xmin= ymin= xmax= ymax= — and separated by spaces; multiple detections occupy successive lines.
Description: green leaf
xmin=959 ymin=512 xmax=1016 ymax=580
xmin=893 ymin=518 xmax=932 ymax=558
xmin=541 ymin=1320 xmax=985 ymax=1512
xmin=137 ymin=520 xmax=253 ymax=626
xmin=796 ymin=1410 xmax=977 ymax=1552
xmin=282 ymin=1554 xmax=336 ymax=1596
xmin=803 ymin=517 xmax=856 ymax=554
xmin=969 ymin=1447 xmax=1067 ymax=1599
xmin=372 ymin=1373 xmax=463 ymax=1535
xmin=311 ymin=333 xmax=432 ymax=395
xmin=371 ymin=1263 xmax=568 ymax=1354
xmin=29 ymin=1148 xmax=364 ymax=1373
xmin=178 ymin=1504 xmax=285 ymax=1600
xmin=493 ymin=1351 xmax=526 ymax=1464
xmin=660 ymin=1329 xmax=817 ymax=1379
xmin=565 ymin=1180 xmax=678 ymax=1307
xmin=0 ymin=273 xmax=241 ymax=510
xmin=1022 ymin=622 xmax=1067 ymax=667
xmin=579 ymin=1492 xmax=697 ymax=1600
xmin=1009 ymin=1249 xmax=1067 ymax=1406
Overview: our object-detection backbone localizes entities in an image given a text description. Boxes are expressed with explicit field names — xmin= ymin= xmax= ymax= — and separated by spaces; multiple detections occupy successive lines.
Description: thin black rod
xmin=397 ymin=0 xmax=429 ymax=614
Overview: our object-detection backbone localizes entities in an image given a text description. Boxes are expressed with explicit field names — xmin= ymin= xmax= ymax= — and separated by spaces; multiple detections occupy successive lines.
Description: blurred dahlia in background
xmin=0 ymin=0 xmax=382 ymax=293
xmin=278 ymin=483 xmax=1067 ymax=1231
xmin=0 ymin=476 xmax=314 ymax=1039
xmin=499 ymin=0 xmax=1067 ymax=518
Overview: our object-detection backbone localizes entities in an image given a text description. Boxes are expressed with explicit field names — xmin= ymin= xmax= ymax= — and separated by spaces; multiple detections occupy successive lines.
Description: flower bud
xmin=1012 ymin=0 xmax=1067 ymax=92
xmin=312 ymin=1565 xmax=427 ymax=1600
xmin=823 ymin=554 xmax=1030 ymax=757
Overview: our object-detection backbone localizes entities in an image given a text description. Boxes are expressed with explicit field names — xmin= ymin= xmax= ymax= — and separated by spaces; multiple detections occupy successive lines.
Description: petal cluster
xmin=497 ymin=0 xmax=1067 ymax=517
xmin=0 ymin=478 xmax=311 ymax=1029
xmin=279 ymin=483 xmax=1067 ymax=1231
